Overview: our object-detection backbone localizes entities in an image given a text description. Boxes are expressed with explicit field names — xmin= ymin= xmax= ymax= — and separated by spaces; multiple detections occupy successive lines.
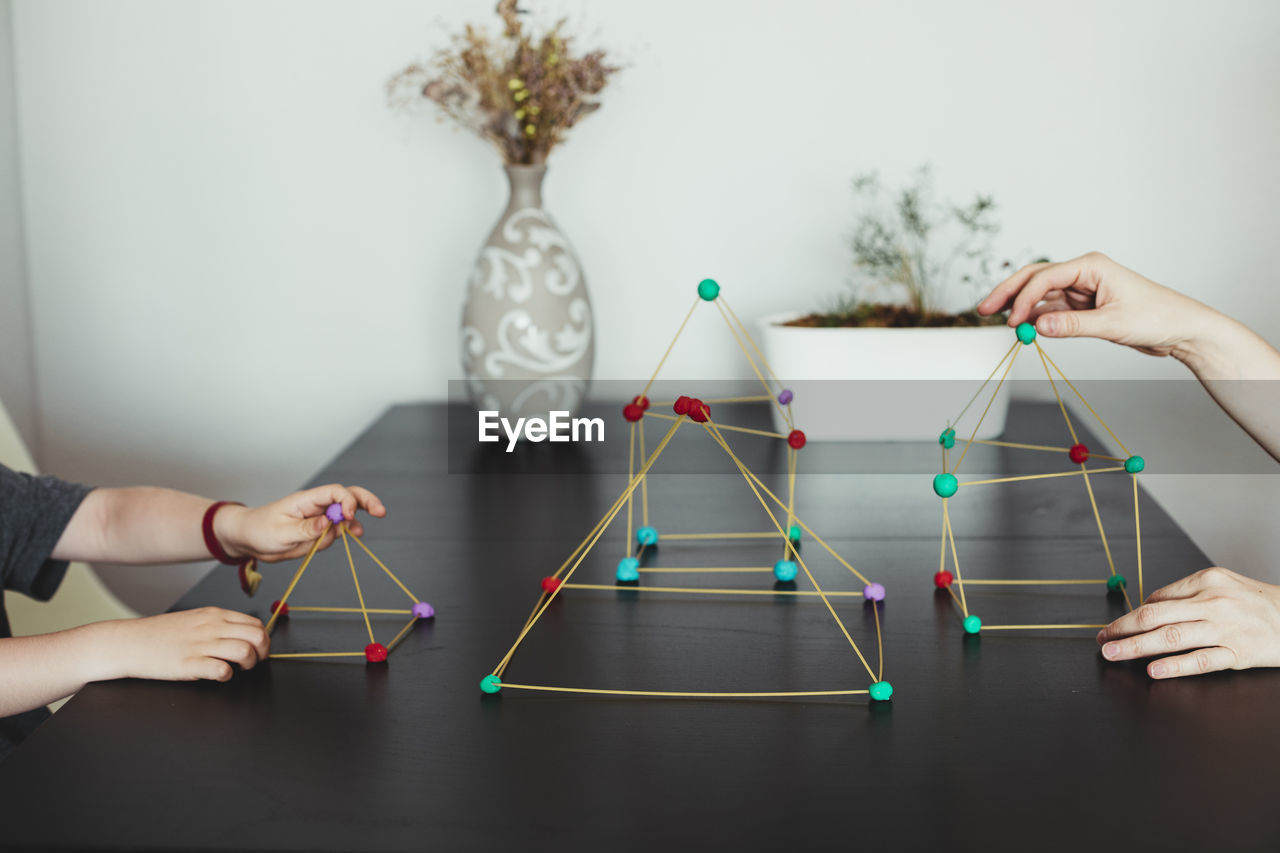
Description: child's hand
xmin=94 ymin=608 xmax=270 ymax=682
xmin=213 ymin=484 xmax=386 ymax=563
xmin=1096 ymin=568 xmax=1280 ymax=678
xmin=976 ymin=252 xmax=1226 ymax=359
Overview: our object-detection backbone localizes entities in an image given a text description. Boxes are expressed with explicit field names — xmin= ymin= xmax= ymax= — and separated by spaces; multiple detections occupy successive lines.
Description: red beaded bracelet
xmin=202 ymin=501 xmax=262 ymax=596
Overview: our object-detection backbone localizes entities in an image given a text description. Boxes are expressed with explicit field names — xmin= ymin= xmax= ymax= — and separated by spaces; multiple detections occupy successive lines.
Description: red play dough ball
xmin=934 ymin=570 xmax=954 ymax=588
xmin=541 ymin=577 xmax=562 ymax=593
xmin=633 ymin=395 xmax=650 ymax=410
xmin=673 ymin=396 xmax=691 ymax=415
xmin=364 ymin=643 xmax=388 ymax=663
xmin=1069 ymin=443 xmax=1089 ymax=463
xmin=270 ymin=600 xmax=288 ymax=616
xmin=787 ymin=430 xmax=807 ymax=449
xmin=622 ymin=403 xmax=644 ymax=422
xmin=688 ymin=399 xmax=710 ymax=423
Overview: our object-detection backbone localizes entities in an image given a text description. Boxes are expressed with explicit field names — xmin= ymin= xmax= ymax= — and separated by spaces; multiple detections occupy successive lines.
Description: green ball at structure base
xmin=963 ymin=615 xmax=982 ymax=634
xmin=933 ymin=473 xmax=958 ymax=498
xmin=869 ymin=680 xmax=893 ymax=701
xmin=788 ymin=524 xmax=802 ymax=542
xmin=1016 ymin=322 xmax=1037 ymax=345
xmin=480 ymin=675 xmax=502 ymax=694
xmin=1124 ymin=455 xmax=1145 ymax=473
xmin=697 ymin=278 xmax=721 ymax=301
xmin=1107 ymin=575 xmax=1127 ymax=592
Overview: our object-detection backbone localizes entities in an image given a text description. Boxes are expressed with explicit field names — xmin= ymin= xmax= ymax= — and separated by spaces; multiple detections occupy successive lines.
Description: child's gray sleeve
xmin=0 ymin=464 xmax=94 ymax=601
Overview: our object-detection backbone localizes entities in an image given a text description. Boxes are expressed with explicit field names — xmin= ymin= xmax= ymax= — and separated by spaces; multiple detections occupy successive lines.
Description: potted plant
xmin=759 ymin=166 xmax=1038 ymax=441
xmin=388 ymin=1 xmax=618 ymax=419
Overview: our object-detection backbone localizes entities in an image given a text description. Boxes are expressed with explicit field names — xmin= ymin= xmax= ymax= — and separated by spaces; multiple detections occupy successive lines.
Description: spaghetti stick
xmin=981 ymin=624 xmax=1109 ymax=630
xmin=1035 ymin=341 xmax=1080 ymax=445
xmin=712 ymin=299 xmax=792 ymax=429
xmin=640 ymin=297 xmax=701 ymax=399
xmin=950 ymin=343 xmax=1022 ymax=475
xmin=1040 ymin=347 xmax=1131 ymax=457
xmin=1080 ymin=465 xmax=1119 ymax=578
xmin=1134 ymin=474 xmax=1144 ymax=603
xmin=943 ymin=502 xmax=969 ymax=617
xmin=562 ymin=583 xmax=866 ymax=597
xmin=663 ymin=532 xmax=785 ymax=540
xmin=627 ymin=421 xmax=636 ymax=553
xmin=949 ymin=340 xmax=1020 ymax=429
xmin=718 ymin=297 xmax=789 ymax=387
xmin=339 ymin=525 xmax=376 ymax=645
xmin=634 ymin=567 xmax=775 ymax=573
xmin=264 ymin=531 xmax=327 ymax=634
xmin=385 ymin=616 xmax=419 ymax=653
xmin=268 ymin=652 xmax=367 ymax=658
xmin=498 ymin=684 xmax=868 ymax=698
xmin=644 ymin=410 xmax=787 ymax=440
xmin=650 ymin=396 xmax=772 ymax=405
xmin=346 ymin=532 xmax=420 ymax=605
xmin=638 ymin=418 xmax=649 ymax=528
xmin=286 ymin=606 xmax=414 ymax=614
xmin=959 ymin=467 xmax=1125 ymax=487
xmin=959 ymin=579 xmax=1107 ymax=585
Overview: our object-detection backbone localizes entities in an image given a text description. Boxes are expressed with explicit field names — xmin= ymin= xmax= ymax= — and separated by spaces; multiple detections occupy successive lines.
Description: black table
xmin=2 ymin=401 xmax=1276 ymax=852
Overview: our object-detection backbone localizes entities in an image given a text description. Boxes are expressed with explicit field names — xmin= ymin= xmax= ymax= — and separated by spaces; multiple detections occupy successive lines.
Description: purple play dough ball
xmin=413 ymin=602 xmax=436 ymax=619
xmin=777 ymin=389 xmax=794 ymax=405
xmin=863 ymin=583 xmax=886 ymax=602
xmin=325 ymin=503 xmax=345 ymax=525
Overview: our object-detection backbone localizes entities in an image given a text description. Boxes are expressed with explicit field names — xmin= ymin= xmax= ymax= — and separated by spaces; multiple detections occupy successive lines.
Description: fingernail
xmin=1102 ymin=643 xmax=1119 ymax=659
xmin=1149 ymin=663 xmax=1165 ymax=678
xmin=1095 ymin=630 xmax=1105 ymax=642
xmin=1039 ymin=315 xmax=1060 ymax=335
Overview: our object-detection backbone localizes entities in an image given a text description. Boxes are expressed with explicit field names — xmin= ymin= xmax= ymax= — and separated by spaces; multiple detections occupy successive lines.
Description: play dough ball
xmin=616 ymin=557 xmax=640 ymax=582
xmin=633 ymin=395 xmax=650 ymax=410
xmin=1107 ymin=575 xmax=1127 ymax=592
xmin=364 ymin=643 xmax=388 ymax=663
xmin=863 ymin=583 xmax=886 ymax=602
xmin=541 ymin=577 xmax=562 ymax=594
xmin=697 ymin=278 xmax=721 ymax=301
xmin=1069 ymin=443 xmax=1090 ymax=464
xmin=673 ymin=396 xmax=692 ymax=415
xmin=1016 ymin=322 xmax=1037 ymax=345
xmin=413 ymin=602 xmax=435 ymax=618
xmin=1125 ymin=455 xmax=1145 ymax=473
xmin=778 ymin=389 xmax=794 ymax=405
xmin=636 ymin=526 xmax=659 ymax=546
xmin=788 ymin=524 xmax=802 ymax=543
xmin=787 ymin=430 xmax=807 ymax=450
xmin=622 ymin=403 xmax=644 ymax=422
xmin=773 ymin=560 xmax=798 ymax=582
xmin=963 ymin=615 xmax=982 ymax=634
xmin=933 ymin=473 xmax=958 ymax=498
xmin=939 ymin=428 xmax=956 ymax=449
xmin=270 ymin=600 xmax=288 ymax=616
xmin=480 ymin=675 xmax=502 ymax=694
xmin=325 ymin=503 xmax=345 ymax=525
xmin=934 ymin=571 xmax=954 ymax=588
xmin=869 ymin=680 xmax=893 ymax=701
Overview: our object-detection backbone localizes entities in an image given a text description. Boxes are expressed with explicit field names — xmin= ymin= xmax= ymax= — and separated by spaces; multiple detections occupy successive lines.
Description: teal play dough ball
xmin=636 ymin=526 xmax=659 ymax=546
xmin=933 ymin=473 xmax=958 ymax=498
xmin=1124 ymin=455 xmax=1145 ymax=473
xmin=480 ymin=675 xmax=502 ymax=694
xmin=963 ymin=614 xmax=982 ymax=634
xmin=788 ymin=524 xmax=802 ymax=542
xmin=697 ymin=278 xmax=721 ymax=301
xmin=773 ymin=560 xmax=798 ymax=582
xmin=616 ymin=557 xmax=640 ymax=582
xmin=939 ymin=428 xmax=956 ymax=449
xmin=869 ymin=680 xmax=893 ymax=701
xmin=1107 ymin=574 xmax=1127 ymax=591
xmin=1016 ymin=322 xmax=1037 ymax=345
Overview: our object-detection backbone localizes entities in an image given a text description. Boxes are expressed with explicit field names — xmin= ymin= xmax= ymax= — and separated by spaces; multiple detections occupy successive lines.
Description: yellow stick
xmin=635 ymin=567 xmax=775 ymax=573
xmin=497 ymin=683 xmax=869 ymax=698
xmin=663 ymin=532 xmax=785 ymax=540
xmin=1080 ymin=465 xmax=1118 ymax=578
xmin=639 ymin=418 xmax=649 ymax=528
xmin=943 ymin=502 xmax=969 ymax=617
xmin=951 ymin=343 xmax=1022 ymax=475
xmin=563 ymin=583 xmax=867 ymax=598
xmin=346 ymin=531 xmax=421 ymax=606
xmin=958 ymin=467 xmax=1126 ymax=487
xmin=873 ymin=597 xmax=884 ymax=682
xmin=268 ymin=652 xmax=367 ymax=658
xmin=719 ymin=297 xmax=790 ymax=388
xmin=645 ymin=410 xmax=787 ymax=440
xmin=1035 ymin=341 xmax=1080 ymax=446
xmin=950 ymin=340 xmax=1020 ymax=428
xmin=286 ymin=606 xmax=414 ymax=614
xmin=981 ymin=624 xmax=1110 ymax=630
xmin=627 ymin=420 xmax=636 ymax=554
xmin=385 ymin=616 xmax=419 ymax=653
xmin=969 ymin=439 xmax=1070 ymax=454
xmin=785 ymin=447 xmax=797 ymax=560
xmin=640 ymin=297 xmax=701 ymax=399
xmin=264 ymin=531 xmax=327 ymax=634
xmin=650 ymin=396 xmax=772 ymax=405
xmin=492 ymin=419 xmax=685 ymax=676
xmin=712 ymin=299 xmax=792 ymax=429
xmin=1040 ymin=347 xmax=1131 ymax=457
xmin=703 ymin=421 xmax=877 ymax=682
xmin=339 ymin=525 xmax=376 ymax=645
xmin=958 ymin=579 xmax=1108 ymax=585
xmin=1134 ymin=474 xmax=1144 ymax=603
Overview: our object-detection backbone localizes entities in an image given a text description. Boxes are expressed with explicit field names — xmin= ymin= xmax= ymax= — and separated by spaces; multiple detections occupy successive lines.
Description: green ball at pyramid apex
xmin=869 ymin=680 xmax=894 ymax=701
xmin=1016 ymin=322 xmax=1037 ymax=345
xmin=933 ymin=473 xmax=958 ymax=498
xmin=697 ymin=278 xmax=721 ymax=301
xmin=1124 ymin=455 xmax=1145 ymax=473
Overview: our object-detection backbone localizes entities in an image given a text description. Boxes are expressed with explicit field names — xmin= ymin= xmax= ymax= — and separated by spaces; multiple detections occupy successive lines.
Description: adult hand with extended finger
xmin=1096 ymin=567 xmax=1280 ymax=678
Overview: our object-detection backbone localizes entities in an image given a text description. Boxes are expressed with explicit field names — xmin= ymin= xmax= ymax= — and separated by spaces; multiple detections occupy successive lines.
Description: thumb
xmin=1036 ymin=308 xmax=1119 ymax=342
xmin=303 ymin=515 xmax=330 ymax=541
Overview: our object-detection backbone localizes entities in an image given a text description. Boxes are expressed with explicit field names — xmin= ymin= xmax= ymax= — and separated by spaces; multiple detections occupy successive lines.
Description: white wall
xmin=7 ymin=0 xmax=1280 ymax=609
xmin=0 ymin=0 xmax=37 ymax=453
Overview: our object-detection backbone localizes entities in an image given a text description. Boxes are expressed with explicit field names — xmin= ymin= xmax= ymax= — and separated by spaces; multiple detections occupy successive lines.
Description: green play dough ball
xmin=939 ymin=428 xmax=956 ymax=449
xmin=788 ymin=524 xmax=802 ymax=542
xmin=1016 ymin=322 xmax=1037 ymax=344
xmin=963 ymin=614 xmax=982 ymax=634
xmin=480 ymin=674 xmax=502 ymax=694
xmin=869 ymin=680 xmax=893 ymax=701
xmin=933 ymin=473 xmax=958 ymax=498
xmin=697 ymin=278 xmax=721 ymax=301
xmin=1107 ymin=574 xmax=1127 ymax=591
xmin=1124 ymin=455 xmax=1145 ymax=473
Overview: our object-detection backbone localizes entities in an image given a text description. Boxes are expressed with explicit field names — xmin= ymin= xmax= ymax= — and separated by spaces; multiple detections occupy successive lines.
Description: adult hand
xmin=214 ymin=484 xmax=386 ymax=563
xmin=1096 ymin=567 xmax=1280 ymax=678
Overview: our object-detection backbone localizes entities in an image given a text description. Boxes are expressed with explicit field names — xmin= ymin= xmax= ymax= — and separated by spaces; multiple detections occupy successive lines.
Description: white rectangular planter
xmin=757 ymin=312 xmax=1016 ymax=442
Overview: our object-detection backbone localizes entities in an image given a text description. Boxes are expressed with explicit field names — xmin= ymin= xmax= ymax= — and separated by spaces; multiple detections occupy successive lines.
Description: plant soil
xmin=783 ymin=303 xmax=1006 ymax=329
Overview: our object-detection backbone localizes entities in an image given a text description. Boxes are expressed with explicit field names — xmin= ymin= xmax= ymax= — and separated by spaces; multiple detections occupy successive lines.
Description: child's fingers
xmin=346 ymin=486 xmax=386 ymax=518
xmin=213 ymin=609 xmax=265 ymax=629
xmin=194 ymin=658 xmax=234 ymax=682
xmin=219 ymin=622 xmax=270 ymax=659
xmin=204 ymin=639 xmax=262 ymax=671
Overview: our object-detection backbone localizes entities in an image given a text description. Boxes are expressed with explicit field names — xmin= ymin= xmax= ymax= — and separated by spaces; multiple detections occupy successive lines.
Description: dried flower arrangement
xmin=788 ymin=166 xmax=1042 ymax=328
xmin=388 ymin=0 xmax=618 ymax=165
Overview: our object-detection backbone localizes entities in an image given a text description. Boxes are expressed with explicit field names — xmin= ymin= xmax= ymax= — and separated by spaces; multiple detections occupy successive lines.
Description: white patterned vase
xmin=460 ymin=164 xmax=594 ymax=420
